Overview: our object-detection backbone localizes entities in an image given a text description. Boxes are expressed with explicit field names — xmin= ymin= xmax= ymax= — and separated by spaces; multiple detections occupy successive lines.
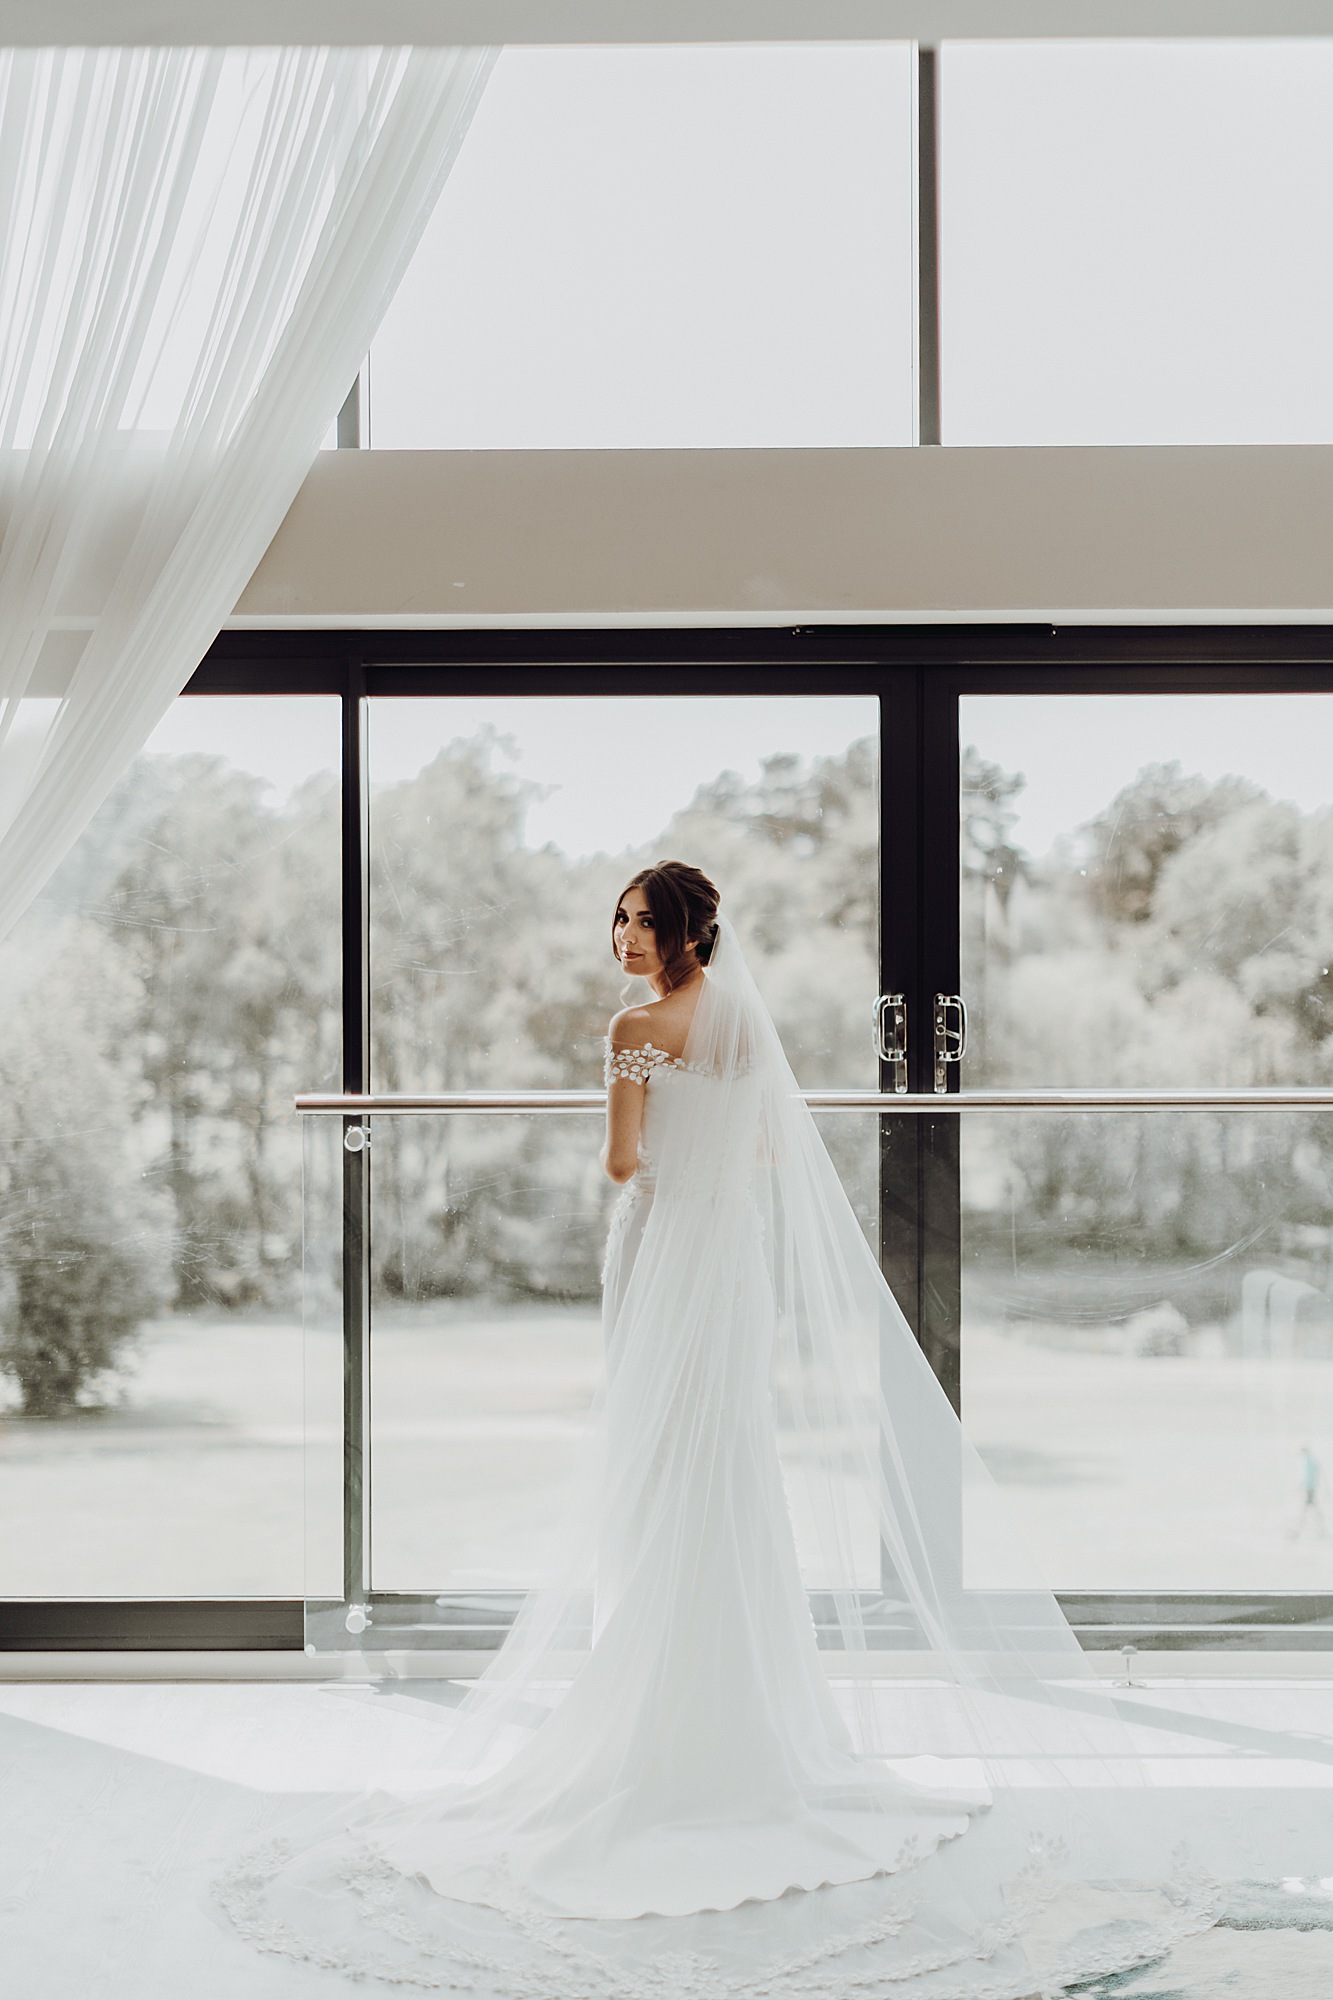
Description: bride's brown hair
xmin=613 ymin=861 xmax=720 ymax=993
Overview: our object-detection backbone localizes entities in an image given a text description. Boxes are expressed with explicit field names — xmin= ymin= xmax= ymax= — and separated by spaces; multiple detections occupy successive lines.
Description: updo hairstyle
xmin=612 ymin=861 xmax=720 ymax=993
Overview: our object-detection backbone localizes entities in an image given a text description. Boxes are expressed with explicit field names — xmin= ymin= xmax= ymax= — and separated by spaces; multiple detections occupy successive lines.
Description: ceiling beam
xmin=5 ymin=3 xmax=1333 ymax=46
xmin=228 ymin=445 xmax=1333 ymax=628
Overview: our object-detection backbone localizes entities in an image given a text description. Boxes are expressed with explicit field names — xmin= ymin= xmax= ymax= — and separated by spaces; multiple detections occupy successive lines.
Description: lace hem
xmin=213 ymin=1835 xmax=1224 ymax=2000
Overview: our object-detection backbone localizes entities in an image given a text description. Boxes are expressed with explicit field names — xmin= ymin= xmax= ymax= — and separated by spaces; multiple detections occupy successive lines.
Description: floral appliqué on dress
xmin=604 ymin=1040 xmax=685 ymax=1086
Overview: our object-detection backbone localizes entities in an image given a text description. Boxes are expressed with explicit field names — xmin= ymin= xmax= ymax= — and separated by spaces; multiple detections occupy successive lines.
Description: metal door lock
xmin=874 ymin=993 xmax=908 ymax=1095
xmin=933 ymin=993 xmax=968 ymax=1093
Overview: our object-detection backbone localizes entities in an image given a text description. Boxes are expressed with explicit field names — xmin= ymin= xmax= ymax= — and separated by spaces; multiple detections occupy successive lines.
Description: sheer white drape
xmin=0 ymin=44 xmax=495 ymax=938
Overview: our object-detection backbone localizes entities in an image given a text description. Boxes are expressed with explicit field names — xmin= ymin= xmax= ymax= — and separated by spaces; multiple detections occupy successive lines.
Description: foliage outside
xmin=962 ymin=750 xmax=1333 ymax=1348
xmin=0 ymin=733 xmax=878 ymax=1410
xmin=4 ymin=720 xmax=1332 ymax=1414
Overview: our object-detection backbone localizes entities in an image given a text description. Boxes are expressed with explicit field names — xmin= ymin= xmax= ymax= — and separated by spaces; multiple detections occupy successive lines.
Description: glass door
xmin=955 ymin=686 xmax=1333 ymax=1642
xmin=305 ymin=689 xmax=885 ymax=1653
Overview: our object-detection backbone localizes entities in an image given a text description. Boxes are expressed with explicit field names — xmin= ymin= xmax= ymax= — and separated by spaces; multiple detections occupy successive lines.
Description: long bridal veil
xmin=218 ymin=916 xmax=1262 ymax=1995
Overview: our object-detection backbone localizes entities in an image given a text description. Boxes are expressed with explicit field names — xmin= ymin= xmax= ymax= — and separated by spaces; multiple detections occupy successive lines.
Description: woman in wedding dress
xmin=220 ymin=862 xmax=1234 ymax=1996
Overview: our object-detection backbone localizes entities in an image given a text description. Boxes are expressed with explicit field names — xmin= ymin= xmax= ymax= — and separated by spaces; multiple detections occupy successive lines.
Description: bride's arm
xmin=601 ymin=1009 xmax=652 ymax=1184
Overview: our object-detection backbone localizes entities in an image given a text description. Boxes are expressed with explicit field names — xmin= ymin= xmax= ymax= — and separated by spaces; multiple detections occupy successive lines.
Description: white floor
xmin=7 ymin=1676 xmax=1333 ymax=1998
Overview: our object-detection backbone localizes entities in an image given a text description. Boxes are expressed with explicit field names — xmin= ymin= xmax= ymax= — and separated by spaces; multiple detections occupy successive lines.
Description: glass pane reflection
xmin=963 ymin=1107 xmax=1333 ymax=1593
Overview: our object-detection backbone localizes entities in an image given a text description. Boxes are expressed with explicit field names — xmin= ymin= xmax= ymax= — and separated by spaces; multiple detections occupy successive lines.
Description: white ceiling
xmin=5 ymin=2 xmax=1333 ymax=44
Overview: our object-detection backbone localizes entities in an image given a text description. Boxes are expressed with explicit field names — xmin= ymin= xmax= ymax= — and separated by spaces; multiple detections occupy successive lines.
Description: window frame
xmin=9 ymin=620 xmax=1333 ymax=1653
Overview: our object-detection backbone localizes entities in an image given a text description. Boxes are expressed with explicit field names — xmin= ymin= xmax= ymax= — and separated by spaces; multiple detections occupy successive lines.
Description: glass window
xmin=942 ymin=41 xmax=1333 ymax=444
xmin=367 ymin=693 xmax=879 ymax=1090
xmin=364 ymin=692 xmax=880 ymax=1591
xmin=0 ymin=696 xmax=340 ymax=1597
xmin=959 ymin=691 xmax=1333 ymax=1088
xmin=368 ymin=45 xmax=915 ymax=449
xmin=959 ymin=690 xmax=1333 ymax=1590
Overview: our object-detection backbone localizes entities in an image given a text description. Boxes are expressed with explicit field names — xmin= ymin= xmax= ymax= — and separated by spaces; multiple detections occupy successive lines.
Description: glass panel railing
xmin=368 ymin=1112 xmax=609 ymax=1601
xmin=962 ymin=1106 xmax=1333 ymax=1621
xmin=306 ymin=1093 xmax=1333 ymax=1661
xmin=301 ymin=1102 xmax=883 ymax=1659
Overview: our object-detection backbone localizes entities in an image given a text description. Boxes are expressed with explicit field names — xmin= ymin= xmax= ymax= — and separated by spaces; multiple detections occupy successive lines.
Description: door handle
xmin=933 ymin=993 xmax=967 ymax=1093
xmin=874 ymin=993 xmax=908 ymax=1095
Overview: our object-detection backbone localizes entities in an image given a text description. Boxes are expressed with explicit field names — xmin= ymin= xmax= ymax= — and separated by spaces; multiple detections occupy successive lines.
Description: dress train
xmin=216 ymin=918 xmax=1237 ymax=1995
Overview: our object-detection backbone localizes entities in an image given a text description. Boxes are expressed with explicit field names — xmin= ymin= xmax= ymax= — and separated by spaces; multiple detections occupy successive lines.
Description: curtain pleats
xmin=0 ymin=44 xmax=496 ymax=939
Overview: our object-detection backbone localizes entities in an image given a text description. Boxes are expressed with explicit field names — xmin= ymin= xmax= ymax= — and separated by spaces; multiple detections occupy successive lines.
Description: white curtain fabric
xmin=0 ymin=43 xmax=496 ymax=940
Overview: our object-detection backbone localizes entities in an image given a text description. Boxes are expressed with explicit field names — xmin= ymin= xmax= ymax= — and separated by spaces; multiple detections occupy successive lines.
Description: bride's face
xmin=613 ymin=890 xmax=663 ymax=979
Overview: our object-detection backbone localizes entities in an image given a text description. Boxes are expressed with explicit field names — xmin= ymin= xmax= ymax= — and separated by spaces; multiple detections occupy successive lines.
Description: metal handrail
xmin=296 ymin=1087 xmax=1333 ymax=1116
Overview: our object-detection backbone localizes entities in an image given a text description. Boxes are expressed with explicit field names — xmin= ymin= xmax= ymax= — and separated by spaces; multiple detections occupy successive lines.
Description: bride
xmin=220 ymin=861 xmax=1231 ymax=1995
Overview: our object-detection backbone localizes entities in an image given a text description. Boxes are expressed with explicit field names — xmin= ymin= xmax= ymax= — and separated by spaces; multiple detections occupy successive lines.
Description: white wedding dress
xmin=218 ymin=918 xmax=1236 ymax=1995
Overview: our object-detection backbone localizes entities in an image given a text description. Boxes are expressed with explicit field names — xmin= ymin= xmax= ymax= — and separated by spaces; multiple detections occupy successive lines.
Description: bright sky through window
xmin=942 ymin=40 xmax=1333 ymax=445
xmin=366 ymin=45 xmax=915 ymax=450
xmin=142 ymin=696 xmax=877 ymax=857
xmin=962 ymin=693 xmax=1333 ymax=859
xmin=352 ymin=38 xmax=1333 ymax=451
xmin=144 ymin=694 xmax=1333 ymax=865
xmin=367 ymin=696 xmax=879 ymax=856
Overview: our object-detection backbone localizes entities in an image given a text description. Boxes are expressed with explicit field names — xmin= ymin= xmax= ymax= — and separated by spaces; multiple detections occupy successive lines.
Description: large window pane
xmin=365 ymin=693 xmax=880 ymax=1593
xmin=960 ymin=692 xmax=1333 ymax=1088
xmin=368 ymin=45 xmax=915 ymax=449
xmin=0 ymin=697 xmax=339 ymax=1596
xmin=942 ymin=42 xmax=1333 ymax=444
xmin=960 ymin=690 xmax=1333 ymax=1591
xmin=368 ymin=694 xmax=879 ymax=1089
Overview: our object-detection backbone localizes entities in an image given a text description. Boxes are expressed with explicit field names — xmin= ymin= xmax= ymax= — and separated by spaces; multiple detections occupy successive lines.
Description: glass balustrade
xmin=301 ymin=1104 xmax=882 ymax=1658
xmin=962 ymin=1104 xmax=1333 ymax=1610
xmin=304 ymin=1098 xmax=1333 ymax=1659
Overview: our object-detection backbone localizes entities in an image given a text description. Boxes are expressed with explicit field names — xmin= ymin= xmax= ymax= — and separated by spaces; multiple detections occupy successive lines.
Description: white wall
xmin=229 ymin=445 xmax=1333 ymax=627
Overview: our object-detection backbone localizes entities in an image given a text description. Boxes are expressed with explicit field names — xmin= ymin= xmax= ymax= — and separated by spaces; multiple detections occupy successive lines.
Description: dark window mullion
xmin=878 ymin=665 xmax=923 ymax=1341
xmin=341 ymin=671 xmax=371 ymax=1612
xmin=915 ymin=668 xmax=963 ymax=1413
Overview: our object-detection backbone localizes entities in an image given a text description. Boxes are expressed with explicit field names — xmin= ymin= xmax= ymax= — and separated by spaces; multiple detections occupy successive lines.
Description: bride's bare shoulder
xmin=607 ymin=1004 xmax=659 ymax=1050
xmin=608 ymin=992 xmax=696 ymax=1062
